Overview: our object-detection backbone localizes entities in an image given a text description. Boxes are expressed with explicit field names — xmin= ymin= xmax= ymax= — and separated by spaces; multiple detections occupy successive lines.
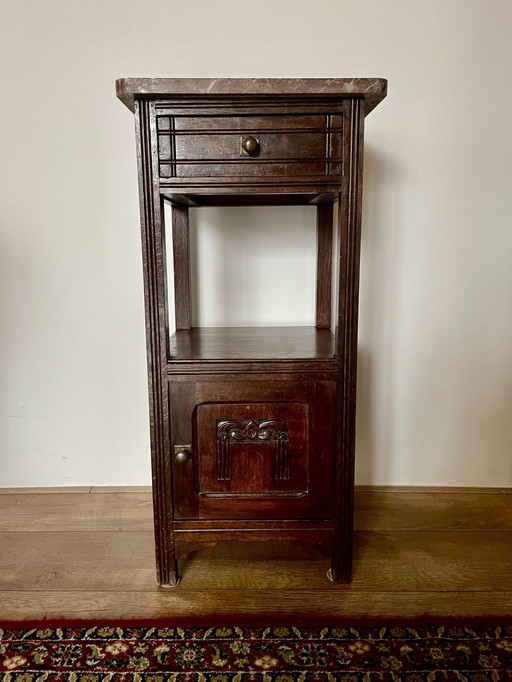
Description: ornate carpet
xmin=1 ymin=624 xmax=511 ymax=681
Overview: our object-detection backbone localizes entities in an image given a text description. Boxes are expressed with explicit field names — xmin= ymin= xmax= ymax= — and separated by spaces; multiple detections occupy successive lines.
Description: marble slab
xmin=116 ymin=78 xmax=387 ymax=115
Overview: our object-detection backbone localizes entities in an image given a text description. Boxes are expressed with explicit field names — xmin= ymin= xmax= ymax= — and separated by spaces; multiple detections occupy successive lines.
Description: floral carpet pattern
xmin=0 ymin=624 xmax=511 ymax=681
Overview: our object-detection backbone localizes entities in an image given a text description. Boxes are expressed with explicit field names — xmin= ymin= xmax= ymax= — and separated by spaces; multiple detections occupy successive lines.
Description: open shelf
xmin=169 ymin=326 xmax=336 ymax=361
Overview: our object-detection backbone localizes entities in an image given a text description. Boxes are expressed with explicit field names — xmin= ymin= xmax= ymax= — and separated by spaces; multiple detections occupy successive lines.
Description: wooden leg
xmin=158 ymin=548 xmax=180 ymax=587
xmin=330 ymin=100 xmax=366 ymax=585
xmin=172 ymin=205 xmax=192 ymax=330
xmin=329 ymin=540 xmax=354 ymax=583
xmin=315 ymin=203 xmax=333 ymax=329
xmin=330 ymin=397 xmax=356 ymax=585
xmin=136 ymin=103 xmax=177 ymax=589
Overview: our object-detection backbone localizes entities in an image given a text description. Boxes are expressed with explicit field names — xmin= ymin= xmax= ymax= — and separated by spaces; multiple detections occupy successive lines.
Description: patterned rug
xmin=1 ymin=623 xmax=511 ymax=681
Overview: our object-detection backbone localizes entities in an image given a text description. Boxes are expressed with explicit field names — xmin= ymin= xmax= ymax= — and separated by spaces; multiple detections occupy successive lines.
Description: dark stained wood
xmin=171 ymin=205 xmax=191 ymax=330
xmin=160 ymin=181 xmax=343 ymax=196
xmin=168 ymin=377 xmax=335 ymax=521
xmin=167 ymin=361 xmax=338 ymax=376
xmin=157 ymin=112 xmax=342 ymax=182
xmin=331 ymin=98 xmax=366 ymax=583
xmin=172 ymin=114 xmax=329 ymax=131
xmin=161 ymin=160 xmax=331 ymax=179
xmin=156 ymin=105 xmax=342 ymax=185
xmin=135 ymin=101 xmax=177 ymax=586
xmin=174 ymin=132 xmax=330 ymax=159
xmin=169 ymin=326 xmax=336 ymax=361
xmin=118 ymin=78 xmax=387 ymax=587
xmin=165 ymin=193 xmax=335 ymax=207
xmin=316 ymin=203 xmax=334 ymax=328
xmin=197 ymin=403 xmax=308 ymax=494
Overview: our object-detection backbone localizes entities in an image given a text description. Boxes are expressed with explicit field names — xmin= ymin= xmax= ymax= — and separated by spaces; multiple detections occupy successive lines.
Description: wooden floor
xmin=0 ymin=487 xmax=511 ymax=622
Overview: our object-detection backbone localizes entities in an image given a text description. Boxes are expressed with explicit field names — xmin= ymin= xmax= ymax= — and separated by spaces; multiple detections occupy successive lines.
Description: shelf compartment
xmin=169 ymin=326 xmax=336 ymax=361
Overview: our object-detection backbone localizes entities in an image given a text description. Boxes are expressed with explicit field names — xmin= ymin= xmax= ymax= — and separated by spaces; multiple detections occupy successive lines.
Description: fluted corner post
xmin=331 ymin=97 xmax=366 ymax=583
xmin=134 ymin=100 xmax=178 ymax=587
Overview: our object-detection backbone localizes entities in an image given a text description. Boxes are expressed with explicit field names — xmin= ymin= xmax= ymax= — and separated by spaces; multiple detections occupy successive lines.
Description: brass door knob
xmin=174 ymin=445 xmax=191 ymax=463
xmin=241 ymin=136 xmax=260 ymax=156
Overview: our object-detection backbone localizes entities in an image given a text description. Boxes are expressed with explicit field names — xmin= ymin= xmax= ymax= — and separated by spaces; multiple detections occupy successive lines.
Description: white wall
xmin=1 ymin=0 xmax=511 ymax=487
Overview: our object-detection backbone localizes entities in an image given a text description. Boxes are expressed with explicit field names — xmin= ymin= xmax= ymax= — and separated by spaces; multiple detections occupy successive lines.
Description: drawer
xmin=156 ymin=113 xmax=343 ymax=181
xmin=169 ymin=377 xmax=336 ymax=520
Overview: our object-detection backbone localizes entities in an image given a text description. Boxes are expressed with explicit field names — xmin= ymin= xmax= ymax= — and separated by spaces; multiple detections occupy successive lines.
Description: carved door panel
xmin=197 ymin=403 xmax=308 ymax=495
xmin=169 ymin=377 xmax=336 ymax=520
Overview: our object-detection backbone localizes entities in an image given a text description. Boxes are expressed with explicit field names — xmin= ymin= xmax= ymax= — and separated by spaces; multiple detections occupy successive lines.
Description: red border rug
xmin=1 ymin=623 xmax=511 ymax=680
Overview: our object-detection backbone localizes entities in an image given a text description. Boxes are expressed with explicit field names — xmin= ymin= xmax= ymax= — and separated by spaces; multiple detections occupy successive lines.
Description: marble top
xmin=116 ymin=78 xmax=387 ymax=115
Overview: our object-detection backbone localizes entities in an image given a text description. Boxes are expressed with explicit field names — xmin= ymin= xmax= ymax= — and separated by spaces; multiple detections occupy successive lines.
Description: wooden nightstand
xmin=116 ymin=78 xmax=387 ymax=586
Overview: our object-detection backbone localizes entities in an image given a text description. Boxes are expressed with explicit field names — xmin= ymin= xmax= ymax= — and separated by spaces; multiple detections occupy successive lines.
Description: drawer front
xmin=157 ymin=114 xmax=342 ymax=182
xmin=169 ymin=377 xmax=336 ymax=520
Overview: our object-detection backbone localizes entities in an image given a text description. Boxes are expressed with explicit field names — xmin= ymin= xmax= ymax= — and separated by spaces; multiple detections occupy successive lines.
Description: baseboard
xmin=355 ymin=485 xmax=512 ymax=494
xmin=0 ymin=486 xmax=153 ymax=494
xmin=0 ymin=485 xmax=510 ymax=495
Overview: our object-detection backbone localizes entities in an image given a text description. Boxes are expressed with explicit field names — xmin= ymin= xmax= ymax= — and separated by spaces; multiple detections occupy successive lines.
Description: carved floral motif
xmin=216 ymin=419 xmax=290 ymax=481
xmin=217 ymin=419 xmax=289 ymax=443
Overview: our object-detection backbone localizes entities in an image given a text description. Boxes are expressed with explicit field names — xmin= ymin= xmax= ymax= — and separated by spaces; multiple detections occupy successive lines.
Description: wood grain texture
xmin=0 ymin=489 xmax=511 ymax=620
xmin=331 ymin=98 xmax=365 ymax=583
xmin=0 ymin=492 xmax=153 ymax=531
xmin=169 ymin=377 xmax=335 ymax=521
xmin=1 ymin=488 xmax=509 ymax=532
xmin=355 ymin=490 xmax=512 ymax=531
xmin=123 ymin=80 xmax=382 ymax=586
xmin=171 ymin=204 xmax=192 ymax=329
xmin=2 ymin=531 xmax=510 ymax=593
xmin=169 ymin=327 xmax=336 ymax=361
xmin=135 ymin=100 xmax=177 ymax=586
xmin=1 ymin=590 xmax=510 ymax=622
xmin=315 ymin=203 xmax=333 ymax=328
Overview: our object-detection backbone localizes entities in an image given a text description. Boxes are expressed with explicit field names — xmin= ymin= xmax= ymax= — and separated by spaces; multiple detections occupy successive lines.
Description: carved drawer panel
xmin=156 ymin=113 xmax=342 ymax=182
xmin=197 ymin=402 xmax=308 ymax=495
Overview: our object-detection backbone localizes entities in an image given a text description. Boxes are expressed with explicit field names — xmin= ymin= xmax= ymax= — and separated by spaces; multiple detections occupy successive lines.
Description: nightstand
xmin=116 ymin=77 xmax=387 ymax=586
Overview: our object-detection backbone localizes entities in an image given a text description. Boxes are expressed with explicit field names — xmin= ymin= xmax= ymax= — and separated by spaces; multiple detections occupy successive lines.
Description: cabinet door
xmin=169 ymin=377 xmax=336 ymax=520
xmin=197 ymin=402 xmax=308 ymax=495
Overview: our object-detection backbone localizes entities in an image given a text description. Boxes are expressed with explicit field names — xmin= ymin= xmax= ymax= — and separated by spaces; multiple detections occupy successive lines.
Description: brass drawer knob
xmin=241 ymin=136 xmax=260 ymax=156
xmin=174 ymin=444 xmax=191 ymax=463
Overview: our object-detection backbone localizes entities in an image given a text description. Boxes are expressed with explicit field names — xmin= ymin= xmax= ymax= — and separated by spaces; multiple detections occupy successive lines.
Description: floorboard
xmin=0 ymin=487 xmax=510 ymax=621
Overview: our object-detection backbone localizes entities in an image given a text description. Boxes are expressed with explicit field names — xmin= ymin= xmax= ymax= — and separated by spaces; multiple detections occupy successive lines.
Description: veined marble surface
xmin=116 ymin=77 xmax=387 ymax=114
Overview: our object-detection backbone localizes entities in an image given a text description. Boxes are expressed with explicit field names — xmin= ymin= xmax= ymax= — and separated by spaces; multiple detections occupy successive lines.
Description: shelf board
xmin=162 ymin=191 xmax=339 ymax=207
xmin=169 ymin=326 xmax=336 ymax=361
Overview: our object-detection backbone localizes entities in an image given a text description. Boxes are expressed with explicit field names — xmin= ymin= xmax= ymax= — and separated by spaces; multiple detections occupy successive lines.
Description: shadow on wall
xmin=356 ymin=143 xmax=406 ymax=486
xmin=356 ymin=143 xmax=512 ymax=487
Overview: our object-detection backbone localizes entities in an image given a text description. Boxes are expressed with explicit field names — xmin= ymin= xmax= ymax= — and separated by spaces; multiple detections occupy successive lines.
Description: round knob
xmin=242 ymin=136 xmax=260 ymax=155
xmin=175 ymin=448 xmax=191 ymax=463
